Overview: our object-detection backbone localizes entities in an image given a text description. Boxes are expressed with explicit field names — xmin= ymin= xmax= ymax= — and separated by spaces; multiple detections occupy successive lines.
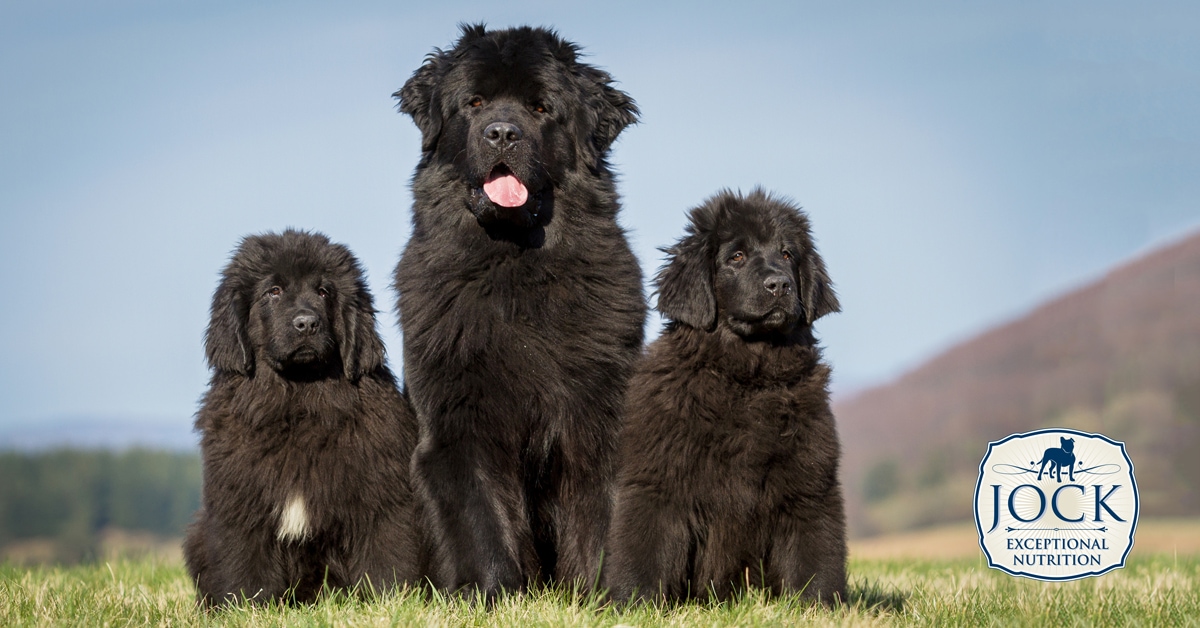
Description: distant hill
xmin=0 ymin=419 xmax=197 ymax=451
xmin=836 ymin=231 xmax=1200 ymax=537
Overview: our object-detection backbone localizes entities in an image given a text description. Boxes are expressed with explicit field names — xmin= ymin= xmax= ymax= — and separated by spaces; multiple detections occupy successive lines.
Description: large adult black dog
xmin=604 ymin=190 xmax=848 ymax=604
xmin=393 ymin=24 xmax=645 ymax=599
xmin=184 ymin=230 xmax=421 ymax=606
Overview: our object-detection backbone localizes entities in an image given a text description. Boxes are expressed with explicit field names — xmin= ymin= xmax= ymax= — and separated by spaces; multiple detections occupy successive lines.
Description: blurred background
xmin=2 ymin=1 xmax=1198 ymax=562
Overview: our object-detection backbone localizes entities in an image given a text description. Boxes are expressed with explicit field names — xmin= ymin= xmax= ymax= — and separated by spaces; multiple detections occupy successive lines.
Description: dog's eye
xmin=730 ymin=251 xmax=745 ymax=263
xmin=532 ymin=102 xmax=548 ymax=114
xmin=317 ymin=287 xmax=330 ymax=299
xmin=469 ymin=96 xmax=484 ymax=108
xmin=267 ymin=286 xmax=282 ymax=297
xmin=782 ymin=250 xmax=793 ymax=261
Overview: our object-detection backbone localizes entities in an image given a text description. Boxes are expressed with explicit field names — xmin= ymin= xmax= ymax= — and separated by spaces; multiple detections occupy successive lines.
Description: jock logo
xmin=974 ymin=428 xmax=1138 ymax=581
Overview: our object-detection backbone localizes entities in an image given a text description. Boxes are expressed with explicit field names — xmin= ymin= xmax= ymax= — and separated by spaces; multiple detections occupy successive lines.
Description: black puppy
xmin=393 ymin=25 xmax=645 ymax=600
xmin=184 ymin=230 xmax=421 ymax=606
xmin=604 ymin=190 xmax=847 ymax=604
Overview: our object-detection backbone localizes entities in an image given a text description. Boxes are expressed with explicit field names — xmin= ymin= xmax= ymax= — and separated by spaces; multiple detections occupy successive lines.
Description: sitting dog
xmin=184 ymin=230 xmax=422 ymax=606
xmin=604 ymin=189 xmax=847 ymax=604
xmin=1037 ymin=437 xmax=1077 ymax=483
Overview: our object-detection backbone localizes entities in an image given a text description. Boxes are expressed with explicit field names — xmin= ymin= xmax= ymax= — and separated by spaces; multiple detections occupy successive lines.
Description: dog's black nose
xmin=293 ymin=313 xmax=320 ymax=334
xmin=764 ymin=275 xmax=792 ymax=297
xmin=484 ymin=122 xmax=523 ymax=149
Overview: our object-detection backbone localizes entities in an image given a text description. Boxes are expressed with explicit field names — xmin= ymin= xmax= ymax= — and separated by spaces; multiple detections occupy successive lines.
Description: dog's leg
xmin=602 ymin=486 xmax=692 ymax=604
xmin=202 ymin=521 xmax=295 ymax=605
xmin=767 ymin=494 xmax=848 ymax=606
xmin=548 ymin=411 xmax=620 ymax=593
xmin=690 ymin=516 xmax=757 ymax=601
xmin=412 ymin=435 xmax=530 ymax=603
xmin=356 ymin=497 xmax=423 ymax=593
xmin=183 ymin=517 xmax=217 ymax=606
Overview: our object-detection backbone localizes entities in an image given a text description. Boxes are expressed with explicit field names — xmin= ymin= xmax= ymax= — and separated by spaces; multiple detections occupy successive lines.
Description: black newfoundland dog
xmin=184 ymin=230 xmax=421 ymax=606
xmin=393 ymin=24 xmax=646 ymax=599
xmin=603 ymin=190 xmax=847 ymax=605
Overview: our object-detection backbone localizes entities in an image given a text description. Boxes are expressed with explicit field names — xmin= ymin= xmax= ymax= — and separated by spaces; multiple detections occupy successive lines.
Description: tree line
xmin=0 ymin=449 xmax=200 ymax=562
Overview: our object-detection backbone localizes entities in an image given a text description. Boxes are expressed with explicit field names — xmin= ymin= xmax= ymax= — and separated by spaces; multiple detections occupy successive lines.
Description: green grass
xmin=2 ymin=556 xmax=1198 ymax=627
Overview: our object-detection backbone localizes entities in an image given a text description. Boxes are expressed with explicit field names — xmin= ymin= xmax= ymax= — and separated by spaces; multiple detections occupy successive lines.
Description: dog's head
xmin=1060 ymin=437 xmax=1075 ymax=453
xmin=205 ymin=230 xmax=385 ymax=382
xmin=396 ymin=23 xmax=638 ymax=228
xmin=656 ymin=189 xmax=839 ymax=339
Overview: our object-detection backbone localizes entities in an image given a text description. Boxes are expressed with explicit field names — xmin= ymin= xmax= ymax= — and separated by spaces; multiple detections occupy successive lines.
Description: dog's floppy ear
xmin=800 ymin=246 xmax=840 ymax=325
xmin=395 ymin=55 xmax=444 ymax=153
xmin=655 ymin=231 xmax=716 ymax=330
xmin=540 ymin=30 xmax=638 ymax=161
xmin=590 ymin=76 xmax=639 ymax=155
xmin=567 ymin=62 xmax=639 ymax=166
xmin=205 ymin=275 xmax=253 ymax=375
xmin=334 ymin=277 xmax=386 ymax=383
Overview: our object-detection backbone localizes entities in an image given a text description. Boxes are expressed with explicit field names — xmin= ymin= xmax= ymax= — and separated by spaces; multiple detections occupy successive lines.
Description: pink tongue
xmin=483 ymin=174 xmax=529 ymax=208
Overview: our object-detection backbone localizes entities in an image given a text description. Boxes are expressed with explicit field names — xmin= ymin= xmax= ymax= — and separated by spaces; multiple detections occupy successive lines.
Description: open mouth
xmin=482 ymin=164 xmax=529 ymax=208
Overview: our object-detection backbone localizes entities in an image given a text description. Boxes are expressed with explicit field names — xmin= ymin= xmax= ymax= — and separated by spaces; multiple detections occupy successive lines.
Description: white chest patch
xmin=276 ymin=493 xmax=311 ymax=543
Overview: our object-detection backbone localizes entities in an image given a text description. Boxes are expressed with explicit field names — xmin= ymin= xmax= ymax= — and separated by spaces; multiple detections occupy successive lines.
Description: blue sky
xmin=2 ymin=1 xmax=1198 ymax=436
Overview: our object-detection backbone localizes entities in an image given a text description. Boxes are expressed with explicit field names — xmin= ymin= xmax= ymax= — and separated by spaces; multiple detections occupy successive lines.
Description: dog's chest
xmin=276 ymin=493 xmax=311 ymax=543
xmin=733 ymin=388 xmax=807 ymax=440
xmin=691 ymin=389 xmax=812 ymax=490
xmin=246 ymin=427 xmax=360 ymax=543
xmin=475 ymin=258 xmax=579 ymax=308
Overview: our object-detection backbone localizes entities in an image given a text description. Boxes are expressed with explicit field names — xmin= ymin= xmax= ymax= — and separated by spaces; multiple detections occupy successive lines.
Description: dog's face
xmin=657 ymin=190 xmax=839 ymax=339
xmin=1061 ymin=437 xmax=1075 ymax=452
xmin=396 ymin=24 xmax=638 ymax=228
xmin=712 ymin=225 xmax=804 ymax=337
xmin=250 ymin=272 xmax=337 ymax=376
xmin=205 ymin=230 xmax=385 ymax=381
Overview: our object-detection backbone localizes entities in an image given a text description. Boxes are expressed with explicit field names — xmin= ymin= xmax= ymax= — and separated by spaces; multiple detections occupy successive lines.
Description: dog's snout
xmin=292 ymin=313 xmax=320 ymax=334
xmin=484 ymin=121 xmax=523 ymax=149
xmin=763 ymin=274 xmax=792 ymax=297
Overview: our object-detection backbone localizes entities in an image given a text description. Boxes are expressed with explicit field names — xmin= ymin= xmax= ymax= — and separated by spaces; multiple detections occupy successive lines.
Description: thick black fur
xmin=393 ymin=24 xmax=645 ymax=600
xmin=184 ymin=230 xmax=422 ymax=606
xmin=603 ymin=190 xmax=847 ymax=605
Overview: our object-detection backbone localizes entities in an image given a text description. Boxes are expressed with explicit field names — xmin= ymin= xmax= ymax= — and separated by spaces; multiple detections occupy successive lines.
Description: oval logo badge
xmin=974 ymin=428 xmax=1138 ymax=581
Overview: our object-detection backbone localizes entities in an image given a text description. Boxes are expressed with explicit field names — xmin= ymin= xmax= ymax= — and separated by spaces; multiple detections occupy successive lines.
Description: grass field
xmin=3 ymin=553 xmax=1198 ymax=627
